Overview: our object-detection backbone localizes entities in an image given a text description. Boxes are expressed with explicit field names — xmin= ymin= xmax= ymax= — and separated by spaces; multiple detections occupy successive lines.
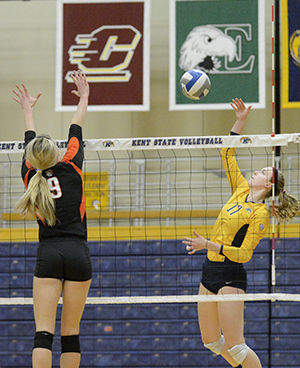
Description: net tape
xmin=1 ymin=133 xmax=300 ymax=153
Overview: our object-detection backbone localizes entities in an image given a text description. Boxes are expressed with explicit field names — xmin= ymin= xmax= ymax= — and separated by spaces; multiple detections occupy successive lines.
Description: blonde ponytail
xmin=16 ymin=135 xmax=59 ymax=226
xmin=273 ymin=190 xmax=300 ymax=223
xmin=265 ymin=169 xmax=300 ymax=223
xmin=16 ymin=171 xmax=56 ymax=226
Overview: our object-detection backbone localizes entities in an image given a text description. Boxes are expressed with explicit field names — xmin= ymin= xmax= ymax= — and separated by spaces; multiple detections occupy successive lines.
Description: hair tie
xmin=36 ymin=168 xmax=42 ymax=174
xmin=282 ymin=189 xmax=286 ymax=193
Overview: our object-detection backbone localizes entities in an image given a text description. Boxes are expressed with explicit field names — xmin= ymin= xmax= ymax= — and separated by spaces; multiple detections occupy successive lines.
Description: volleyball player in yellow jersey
xmin=183 ymin=98 xmax=299 ymax=368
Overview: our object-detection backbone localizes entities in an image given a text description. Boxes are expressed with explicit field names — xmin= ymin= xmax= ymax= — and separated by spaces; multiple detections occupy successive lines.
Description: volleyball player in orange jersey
xmin=183 ymin=98 xmax=299 ymax=368
xmin=13 ymin=70 xmax=91 ymax=368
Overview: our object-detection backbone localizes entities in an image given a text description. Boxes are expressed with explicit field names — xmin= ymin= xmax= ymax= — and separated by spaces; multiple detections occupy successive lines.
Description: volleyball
xmin=180 ymin=69 xmax=211 ymax=100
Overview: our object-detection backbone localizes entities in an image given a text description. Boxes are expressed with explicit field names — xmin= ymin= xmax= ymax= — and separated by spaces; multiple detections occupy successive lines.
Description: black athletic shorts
xmin=35 ymin=238 xmax=92 ymax=281
xmin=201 ymin=256 xmax=247 ymax=294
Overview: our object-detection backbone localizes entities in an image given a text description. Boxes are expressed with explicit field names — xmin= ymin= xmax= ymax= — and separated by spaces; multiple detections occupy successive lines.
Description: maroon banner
xmin=56 ymin=0 xmax=149 ymax=111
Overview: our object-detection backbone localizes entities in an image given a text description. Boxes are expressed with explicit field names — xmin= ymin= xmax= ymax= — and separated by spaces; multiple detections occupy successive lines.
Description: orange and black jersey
xmin=207 ymin=138 xmax=270 ymax=264
xmin=21 ymin=124 xmax=87 ymax=241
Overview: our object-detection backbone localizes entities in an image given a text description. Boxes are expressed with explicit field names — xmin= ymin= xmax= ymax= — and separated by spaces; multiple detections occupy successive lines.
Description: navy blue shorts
xmin=35 ymin=238 xmax=92 ymax=281
xmin=201 ymin=257 xmax=247 ymax=294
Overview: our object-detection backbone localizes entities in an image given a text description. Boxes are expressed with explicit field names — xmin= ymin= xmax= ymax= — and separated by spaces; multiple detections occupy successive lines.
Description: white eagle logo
xmin=179 ymin=25 xmax=237 ymax=72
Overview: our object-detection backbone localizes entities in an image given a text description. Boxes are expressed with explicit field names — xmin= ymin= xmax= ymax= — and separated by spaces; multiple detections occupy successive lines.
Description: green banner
xmin=169 ymin=0 xmax=265 ymax=110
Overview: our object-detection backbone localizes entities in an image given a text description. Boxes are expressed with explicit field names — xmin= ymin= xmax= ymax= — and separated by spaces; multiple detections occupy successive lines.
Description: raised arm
xmin=230 ymin=97 xmax=252 ymax=134
xmin=12 ymin=84 xmax=41 ymax=132
xmin=70 ymin=70 xmax=89 ymax=128
xmin=220 ymin=98 xmax=252 ymax=193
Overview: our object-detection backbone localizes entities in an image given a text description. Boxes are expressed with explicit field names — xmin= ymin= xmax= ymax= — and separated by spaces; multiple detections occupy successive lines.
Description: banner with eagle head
xmin=169 ymin=0 xmax=265 ymax=110
xmin=56 ymin=0 xmax=150 ymax=111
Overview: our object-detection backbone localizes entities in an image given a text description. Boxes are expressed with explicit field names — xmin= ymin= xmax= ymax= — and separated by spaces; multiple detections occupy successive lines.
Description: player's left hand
xmin=182 ymin=231 xmax=208 ymax=255
xmin=70 ymin=70 xmax=89 ymax=98
xmin=230 ymin=97 xmax=252 ymax=122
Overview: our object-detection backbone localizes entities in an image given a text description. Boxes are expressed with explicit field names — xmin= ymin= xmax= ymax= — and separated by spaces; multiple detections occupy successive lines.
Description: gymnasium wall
xmin=0 ymin=0 xmax=299 ymax=143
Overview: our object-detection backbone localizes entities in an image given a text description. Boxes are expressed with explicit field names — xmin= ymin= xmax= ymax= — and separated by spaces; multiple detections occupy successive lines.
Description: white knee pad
xmin=228 ymin=343 xmax=250 ymax=364
xmin=204 ymin=334 xmax=225 ymax=355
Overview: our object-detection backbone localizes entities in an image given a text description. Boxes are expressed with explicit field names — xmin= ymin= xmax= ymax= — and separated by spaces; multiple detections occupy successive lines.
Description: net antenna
xmin=271 ymin=0 xmax=283 ymax=291
xmin=271 ymin=1 xmax=276 ymax=291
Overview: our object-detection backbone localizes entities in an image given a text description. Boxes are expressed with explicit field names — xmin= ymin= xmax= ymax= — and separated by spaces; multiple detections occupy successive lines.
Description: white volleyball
xmin=180 ymin=69 xmax=211 ymax=100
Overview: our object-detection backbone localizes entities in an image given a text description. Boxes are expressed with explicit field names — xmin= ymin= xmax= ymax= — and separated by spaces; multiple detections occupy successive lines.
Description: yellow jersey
xmin=207 ymin=147 xmax=270 ymax=264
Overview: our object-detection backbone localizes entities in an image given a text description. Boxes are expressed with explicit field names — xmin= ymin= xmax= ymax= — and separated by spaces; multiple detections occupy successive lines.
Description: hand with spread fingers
xmin=70 ymin=69 xmax=89 ymax=99
xmin=182 ymin=231 xmax=208 ymax=255
xmin=12 ymin=84 xmax=41 ymax=131
xmin=230 ymin=97 xmax=252 ymax=122
xmin=12 ymin=84 xmax=41 ymax=111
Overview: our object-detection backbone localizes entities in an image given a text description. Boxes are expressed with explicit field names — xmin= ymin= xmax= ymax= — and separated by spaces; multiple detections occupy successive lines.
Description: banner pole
xmin=274 ymin=0 xmax=281 ymax=139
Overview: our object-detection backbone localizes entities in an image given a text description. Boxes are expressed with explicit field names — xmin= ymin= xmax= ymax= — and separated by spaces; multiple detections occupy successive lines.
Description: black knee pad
xmin=61 ymin=335 xmax=80 ymax=353
xmin=33 ymin=331 xmax=54 ymax=351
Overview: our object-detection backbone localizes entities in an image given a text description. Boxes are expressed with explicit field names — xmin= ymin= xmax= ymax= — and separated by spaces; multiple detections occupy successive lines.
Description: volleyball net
xmin=0 ymin=133 xmax=299 ymax=304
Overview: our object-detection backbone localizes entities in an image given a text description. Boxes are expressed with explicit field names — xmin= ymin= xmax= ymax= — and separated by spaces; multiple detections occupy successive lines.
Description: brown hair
xmin=16 ymin=135 xmax=59 ymax=226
